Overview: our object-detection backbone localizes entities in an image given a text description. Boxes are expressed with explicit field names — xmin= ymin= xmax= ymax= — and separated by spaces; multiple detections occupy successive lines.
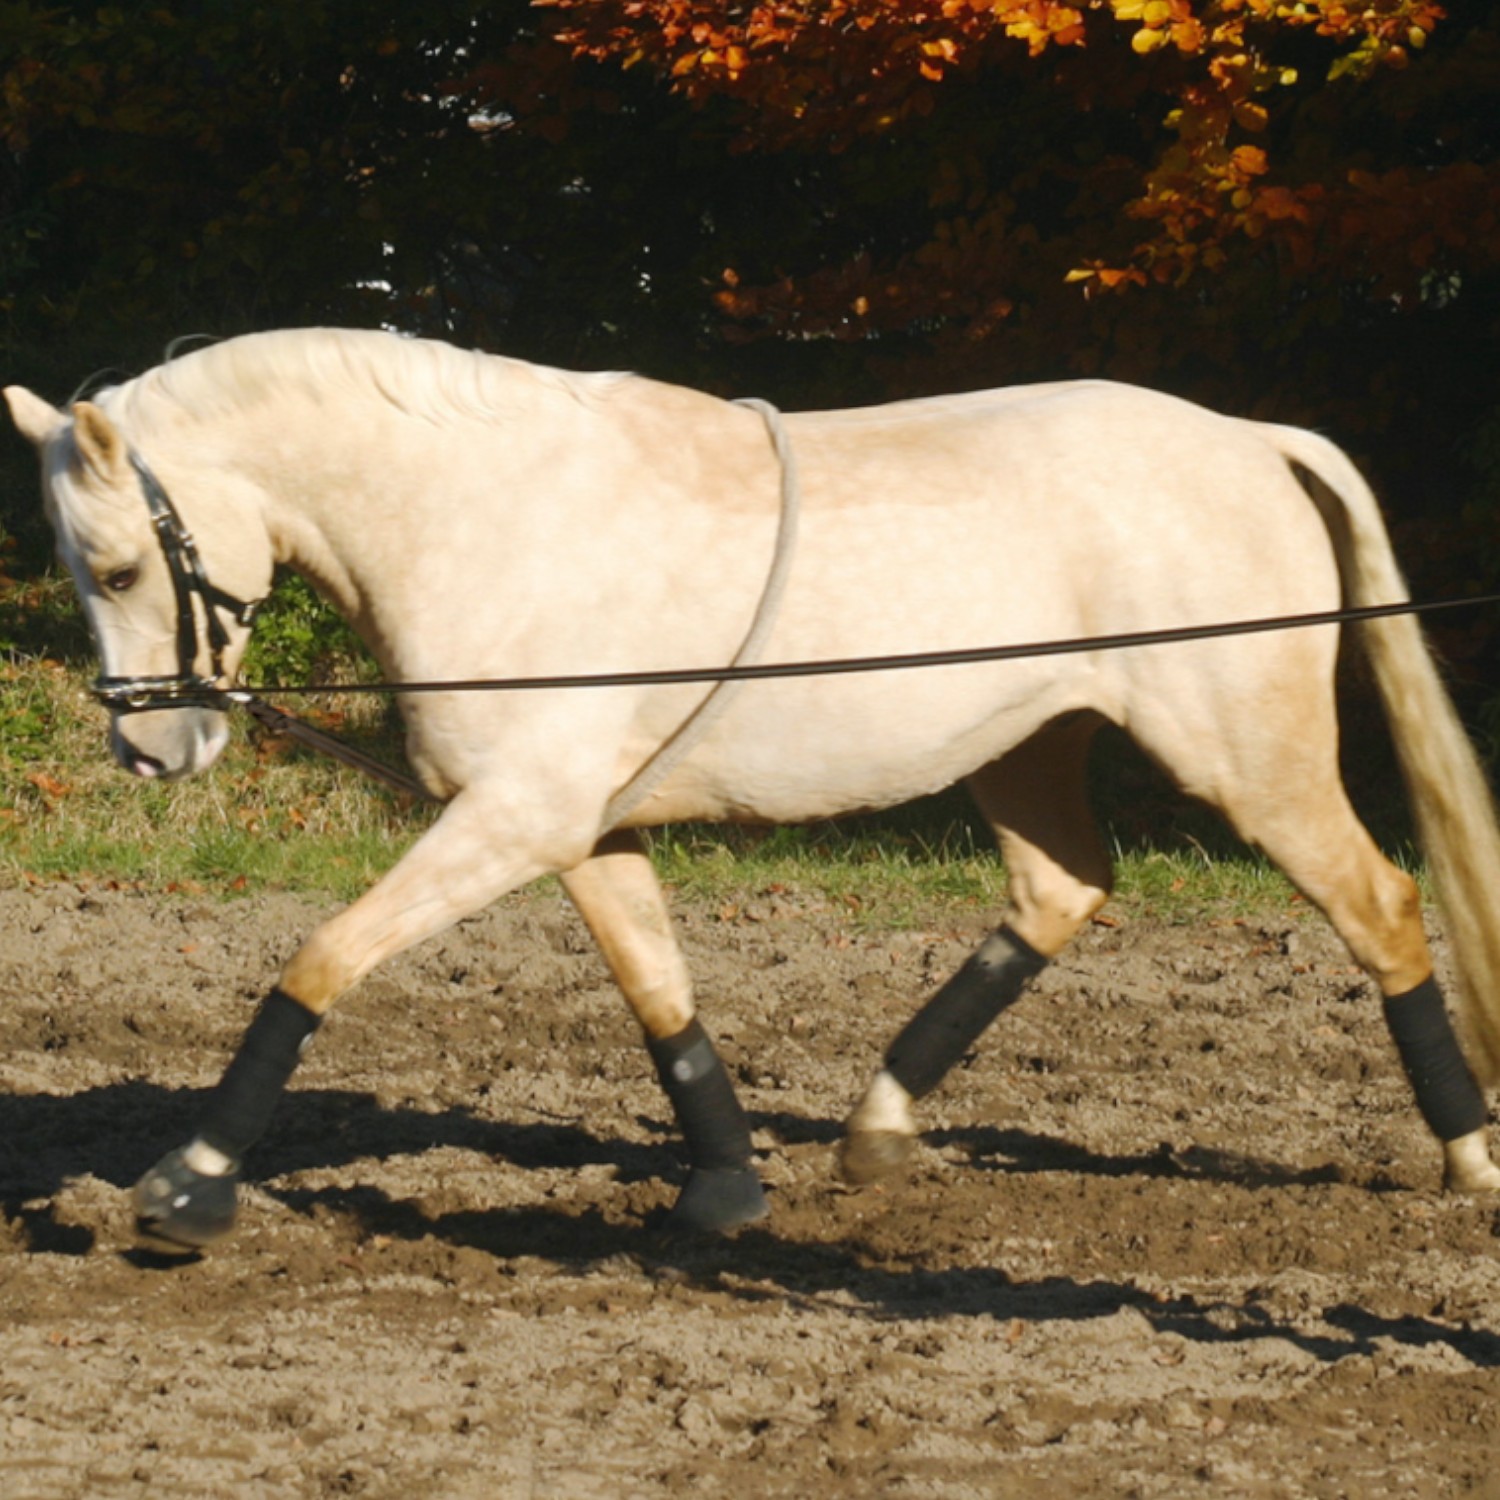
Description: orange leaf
xmin=1231 ymin=145 xmax=1268 ymax=176
xmin=1256 ymin=185 xmax=1308 ymax=222
xmin=1170 ymin=16 xmax=1205 ymax=50
xmin=25 ymin=770 xmax=72 ymax=799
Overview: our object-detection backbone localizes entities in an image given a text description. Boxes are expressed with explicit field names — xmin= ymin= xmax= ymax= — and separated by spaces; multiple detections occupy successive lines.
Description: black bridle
xmin=90 ymin=453 xmax=266 ymax=713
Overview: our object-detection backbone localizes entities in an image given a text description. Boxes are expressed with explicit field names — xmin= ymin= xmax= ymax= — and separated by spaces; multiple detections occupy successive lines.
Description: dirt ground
xmin=2 ymin=877 xmax=1499 ymax=1499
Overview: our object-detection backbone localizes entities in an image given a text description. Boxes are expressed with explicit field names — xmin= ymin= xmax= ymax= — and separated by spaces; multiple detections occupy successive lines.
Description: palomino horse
xmin=7 ymin=327 xmax=1500 ymax=1251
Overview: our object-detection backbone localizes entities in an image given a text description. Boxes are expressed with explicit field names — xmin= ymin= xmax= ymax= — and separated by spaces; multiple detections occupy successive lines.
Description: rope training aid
xmin=222 ymin=588 xmax=1500 ymax=809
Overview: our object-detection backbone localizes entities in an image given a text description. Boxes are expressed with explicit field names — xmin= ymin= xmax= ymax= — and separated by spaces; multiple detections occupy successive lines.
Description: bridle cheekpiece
xmin=89 ymin=452 xmax=266 ymax=713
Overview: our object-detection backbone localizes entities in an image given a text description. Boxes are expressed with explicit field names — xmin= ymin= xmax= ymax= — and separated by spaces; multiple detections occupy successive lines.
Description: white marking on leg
xmin=182 ymin=1137 xmax=236 ymax=1177
xmin=847 ymin=1069 xmax=916 ymax=1138
xmin=1441 ymin=1128 xmax=1500 ymax=1193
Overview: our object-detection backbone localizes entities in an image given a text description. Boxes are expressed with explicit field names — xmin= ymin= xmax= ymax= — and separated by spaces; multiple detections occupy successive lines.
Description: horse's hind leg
xmin=1207 ymin=753 xmax=1499 ymax=1192
xmin=841 ymin=713 xmax=1113 ymax=1182
xmin=1123 ymin=648 xmax=1498 ymax=1194
xmin=560 ymin=829 xmax=768 ymax=1231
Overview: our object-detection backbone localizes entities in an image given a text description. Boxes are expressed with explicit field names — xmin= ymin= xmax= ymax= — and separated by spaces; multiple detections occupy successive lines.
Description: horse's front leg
xmin=134 ymin=792 xmax=556 ymax=1250
xmin=560 ymin=829 xmax=768 ymax=1232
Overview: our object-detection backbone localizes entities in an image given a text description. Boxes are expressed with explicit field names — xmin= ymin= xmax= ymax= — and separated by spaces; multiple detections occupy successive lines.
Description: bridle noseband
xmin=90 ymin=453 xmax=266 ymax=713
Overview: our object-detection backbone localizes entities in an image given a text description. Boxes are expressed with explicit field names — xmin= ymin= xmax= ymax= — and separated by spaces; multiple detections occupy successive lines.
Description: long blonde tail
xmin=1269 ymin=424 xmax=1500 ymax=1084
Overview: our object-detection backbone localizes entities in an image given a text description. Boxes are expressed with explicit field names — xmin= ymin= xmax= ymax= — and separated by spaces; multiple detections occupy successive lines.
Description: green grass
xmin=643 ymin=817 xmax=1321 ymax=925
xmin=0 ymin=653 xmax=430 ymax=903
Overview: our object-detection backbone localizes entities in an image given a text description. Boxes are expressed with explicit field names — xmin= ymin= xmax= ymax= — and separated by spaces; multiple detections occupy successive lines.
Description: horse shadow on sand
xmin=3 ymin=1079 xmax=1498 ymax=1372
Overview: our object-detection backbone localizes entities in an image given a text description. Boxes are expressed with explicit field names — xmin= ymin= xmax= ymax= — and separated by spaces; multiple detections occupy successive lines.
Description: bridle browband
xmin=90 ymin=452 xmax=266 ymax=713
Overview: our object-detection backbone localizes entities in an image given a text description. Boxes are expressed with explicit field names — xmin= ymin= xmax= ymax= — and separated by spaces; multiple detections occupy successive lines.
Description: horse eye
xmin=104 ymin=566 xmax=140 ymax=593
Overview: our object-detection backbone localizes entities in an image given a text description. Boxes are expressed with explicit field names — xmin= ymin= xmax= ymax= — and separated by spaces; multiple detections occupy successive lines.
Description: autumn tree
xmin=526 ymin=3 xmax=1497 ymax=388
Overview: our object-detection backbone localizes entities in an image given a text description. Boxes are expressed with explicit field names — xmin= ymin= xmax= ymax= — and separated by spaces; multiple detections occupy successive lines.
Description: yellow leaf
xmin=1132 ymin=25 xmax=1168 ymax=51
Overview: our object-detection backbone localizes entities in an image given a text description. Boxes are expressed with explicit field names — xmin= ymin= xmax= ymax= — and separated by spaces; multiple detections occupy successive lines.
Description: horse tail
xmin=1266 ymin=422 xmax=1500 ymax=1084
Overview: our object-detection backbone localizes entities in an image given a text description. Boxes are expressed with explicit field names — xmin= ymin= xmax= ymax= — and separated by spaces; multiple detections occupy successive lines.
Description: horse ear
xmin=3 ymin=386 xmax=66 ymax=448
xmin=70 ymin=400 xmax=131 ymax=485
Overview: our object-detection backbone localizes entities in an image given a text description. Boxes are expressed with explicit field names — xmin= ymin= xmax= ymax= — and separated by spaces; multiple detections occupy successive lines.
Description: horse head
xmin=4 ymin=386 xmax=272 ymax=780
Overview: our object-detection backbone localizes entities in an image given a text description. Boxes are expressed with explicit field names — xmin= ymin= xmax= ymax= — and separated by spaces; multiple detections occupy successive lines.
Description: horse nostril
xmin=112 ymin=735 xmax=165 ymax=779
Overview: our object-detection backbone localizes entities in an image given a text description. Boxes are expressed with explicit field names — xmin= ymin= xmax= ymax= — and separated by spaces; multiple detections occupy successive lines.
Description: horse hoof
xmin=1441 ymin=1130 xmax=1500 ymax=1195
xmin=1443 ymin=1159 xmax=1500 ymax=1194
xmin=666 ymin=1167 xmax=769 ymax=1234
xmin=839 ymin=1129 xmax=913 ymax=1185
xmin=133 ymin=1146 xmax=240 ymax=1249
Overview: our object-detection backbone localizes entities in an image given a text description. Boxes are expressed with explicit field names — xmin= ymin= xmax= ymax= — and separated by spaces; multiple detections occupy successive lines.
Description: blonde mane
xmin=105 ymin=327 xmax=634 ymax=437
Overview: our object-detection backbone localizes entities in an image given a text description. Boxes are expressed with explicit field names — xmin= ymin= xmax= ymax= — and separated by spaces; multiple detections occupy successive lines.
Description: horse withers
xmin=6 ymin=327 xmax=1499 ymax=1250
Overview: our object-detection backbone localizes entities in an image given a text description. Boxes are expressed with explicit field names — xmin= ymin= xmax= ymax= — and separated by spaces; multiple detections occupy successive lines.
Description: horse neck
xmin=206 ymin=391 xmax=524 ymax=663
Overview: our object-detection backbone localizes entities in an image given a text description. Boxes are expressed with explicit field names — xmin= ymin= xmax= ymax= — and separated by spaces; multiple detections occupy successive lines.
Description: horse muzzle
xmin=110 ymin=702 xmax=230 ymax=780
